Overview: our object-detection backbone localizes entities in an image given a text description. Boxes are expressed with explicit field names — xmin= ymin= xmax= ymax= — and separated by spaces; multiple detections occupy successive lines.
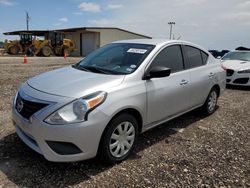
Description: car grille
xmin=233 ymin=78 xmax=249 ymax=84
xmin=15 ymin=93 xmax=49 ymax=119
xmin=226 ymin=69 xmax=234 ymax=76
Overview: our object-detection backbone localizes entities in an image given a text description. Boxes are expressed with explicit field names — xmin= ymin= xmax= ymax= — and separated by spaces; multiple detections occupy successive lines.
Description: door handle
xmin=180 ymin=79 xmax=189 ymax=85
xmin=209 ymin=72 xmax=215 ymax=78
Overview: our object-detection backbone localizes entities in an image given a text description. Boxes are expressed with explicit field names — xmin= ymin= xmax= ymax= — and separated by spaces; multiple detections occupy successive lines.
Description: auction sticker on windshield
xmin=127 ymin=48 xmax=147 ymax=54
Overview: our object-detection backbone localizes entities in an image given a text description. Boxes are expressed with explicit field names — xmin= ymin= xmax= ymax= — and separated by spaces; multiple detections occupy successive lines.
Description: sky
xmin=0 ymin=0 xmax=250 ymax=50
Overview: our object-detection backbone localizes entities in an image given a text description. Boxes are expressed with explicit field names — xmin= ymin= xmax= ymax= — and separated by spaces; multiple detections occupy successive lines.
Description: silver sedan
xmin=12 ymin=39 xmax=226 ymax=163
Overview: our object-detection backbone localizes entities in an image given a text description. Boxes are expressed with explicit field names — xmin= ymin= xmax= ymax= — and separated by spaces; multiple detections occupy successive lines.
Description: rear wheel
xmin=202 ymin=87 xmax=218 ymax=115
xmin=98 ymin=113 xmax=138 ymax=164
xmin=41 ymin=46 xmax=51 ymax=57
xmin=8 ymin=46 xmax=19 ymax=55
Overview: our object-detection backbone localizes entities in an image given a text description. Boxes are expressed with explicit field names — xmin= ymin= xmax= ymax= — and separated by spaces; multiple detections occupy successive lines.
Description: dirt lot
xmin=0 ymin=57 xmax=249 ymax=187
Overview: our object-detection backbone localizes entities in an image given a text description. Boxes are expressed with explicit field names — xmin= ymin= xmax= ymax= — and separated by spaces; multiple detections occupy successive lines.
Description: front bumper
xmin=12 ymin=87 xmax=110 ymax=162
xmin=226 ymin=70 xmax=250 ymax=86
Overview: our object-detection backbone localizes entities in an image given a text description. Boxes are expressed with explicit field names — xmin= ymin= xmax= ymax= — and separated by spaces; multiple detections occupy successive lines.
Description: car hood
xmin=222 ymin=60 xmax=250 ymax=70
xmin=27 ymin=66 xmax=125 ymax=98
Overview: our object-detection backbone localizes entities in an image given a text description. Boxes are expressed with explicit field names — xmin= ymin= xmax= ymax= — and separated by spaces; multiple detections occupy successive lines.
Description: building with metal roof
xmin=4 ymin=27 xmax=151 ymax=56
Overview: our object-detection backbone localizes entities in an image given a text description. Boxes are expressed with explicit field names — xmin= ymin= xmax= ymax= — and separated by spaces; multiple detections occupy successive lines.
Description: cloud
xmin=222 ymin=12 xmax=250 ymax=23
xmin=107 ymin=4 xmax=123 ymax=10
xmin=73 ymin=12 xmax=83 ymax=15
xmin=87 ymin=0 xmax=250 ymax=49
xmin=54 ymin=17 xmax=68 ymax=27
xmin=180 ymin=22 xmax=199 ymax=27
xmin=221 ymin=0 xmax=250 ymax=25
xmin=54 ymin=23 xmax=62 ymax=27
xmin=0 ymin=0 xmax=13 ymax=5
xmin=78 ymin=2 xmax=100 ymax=12
xmin=89 ymin=18 xmax=117 ymax=26
xmin=237 ymin=0 xmax=250 ymax=9
xmin=174 ymin=0 xmax=207 ymax=6
xmin=59 ymin=17 xmax=68 ymax=22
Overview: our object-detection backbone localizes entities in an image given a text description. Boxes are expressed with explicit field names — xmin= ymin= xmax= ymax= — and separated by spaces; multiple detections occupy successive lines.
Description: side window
xmin=183 ymin=46 xmax=203 ymax=69
xmin=150 ymin=45 xmax=184 ymax=73
xmin=201 ymin=51 xmax=208 ymax=65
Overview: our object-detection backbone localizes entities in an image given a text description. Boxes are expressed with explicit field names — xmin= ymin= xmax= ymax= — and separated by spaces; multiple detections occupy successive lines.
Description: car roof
xmin=112 ymin=38 xmax=208 ymax=52
xmin=112 ymin=38 xmax=173 ymax=45
xmin=112 ymin=38 xmax=193 ymax=45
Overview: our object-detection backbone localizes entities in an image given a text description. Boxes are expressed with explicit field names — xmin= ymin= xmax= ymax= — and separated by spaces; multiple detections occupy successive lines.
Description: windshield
xmin=73 ymin=43 xmax=155 ymax=75
xmin=222 ymin=51 xmax=250 ymax=61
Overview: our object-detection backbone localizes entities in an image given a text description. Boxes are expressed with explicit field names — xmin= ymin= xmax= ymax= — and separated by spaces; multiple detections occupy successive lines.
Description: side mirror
xmin=143 ymin=66 xmax=171 ymax=80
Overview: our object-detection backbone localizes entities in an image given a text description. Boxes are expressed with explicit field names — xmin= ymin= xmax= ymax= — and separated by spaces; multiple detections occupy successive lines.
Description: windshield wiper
xmin=81 ymin=66 xmax=110 ymax=74
xmin=72 ymin=64 xmax=90 ymax=72
xmin=73 ymin=64 xmax=126 ymax=75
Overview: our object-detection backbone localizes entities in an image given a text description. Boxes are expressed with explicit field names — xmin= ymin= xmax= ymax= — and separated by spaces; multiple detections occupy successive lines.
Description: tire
xmin=8 ymin=46 xmax=19 ymax=55
xmin=98 ymin=113 xmax=139 ymax=164
xmin=202 ymin=87 xmax=218 ymax=115
xmin=41 ymin=46 xmax=51 ymax=57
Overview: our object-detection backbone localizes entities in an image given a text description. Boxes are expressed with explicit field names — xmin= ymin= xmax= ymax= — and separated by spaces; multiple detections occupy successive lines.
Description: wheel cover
xmin=109 ymin=121 xmax=135 ymax=158
xmin=43 ymin=47 xmax=50 ymax=56
xmin=10 ymin=46 xmax=17 ymax=54
xmin=208 ymin=91 xmax=217 ymax=112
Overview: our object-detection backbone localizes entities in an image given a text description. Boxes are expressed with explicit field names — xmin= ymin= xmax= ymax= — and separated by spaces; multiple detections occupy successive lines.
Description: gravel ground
xmin=0 ymin=57 xmax=249 ymax=187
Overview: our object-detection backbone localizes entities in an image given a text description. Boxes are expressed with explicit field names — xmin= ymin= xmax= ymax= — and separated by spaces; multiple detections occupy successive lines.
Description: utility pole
xmin=26 ymin=11 xmax=30 ymax=31
xmin=168 ymin=22 xmax=175 ymax=40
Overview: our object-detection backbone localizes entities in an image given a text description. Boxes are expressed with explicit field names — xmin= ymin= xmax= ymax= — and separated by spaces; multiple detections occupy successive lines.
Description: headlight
xmin=238 ymin=69 xmax=250 ymax=73
xmin=45 ymin=91 xmax=107 ymax=125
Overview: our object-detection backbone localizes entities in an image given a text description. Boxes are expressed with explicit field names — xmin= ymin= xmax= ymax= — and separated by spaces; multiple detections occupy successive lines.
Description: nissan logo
xmin=16 ymin=99 xmax=24 ymax=113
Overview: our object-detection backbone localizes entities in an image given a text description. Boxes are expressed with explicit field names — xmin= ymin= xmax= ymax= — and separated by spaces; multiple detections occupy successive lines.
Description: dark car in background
xmin=209 ymin=50 xmax=230 ymax=59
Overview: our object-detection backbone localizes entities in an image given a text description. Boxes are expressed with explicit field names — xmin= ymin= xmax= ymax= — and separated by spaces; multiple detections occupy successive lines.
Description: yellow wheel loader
xmin=4 ymin=39 xmax=22 ymax=55
xmin=47 ymin=31 xmax=77 ymax=56
xmin=4 ymin=31 xmax=77 ymax=57
xmin=4 ymin=33 xmax=39 ymax=55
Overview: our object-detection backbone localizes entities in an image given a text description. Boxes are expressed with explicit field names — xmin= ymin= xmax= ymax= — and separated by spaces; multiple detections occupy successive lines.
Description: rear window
xmin=201 ymin=51 xmax=208 ymax=65
xmin=183 ymin=46 xmax=204 ymax=69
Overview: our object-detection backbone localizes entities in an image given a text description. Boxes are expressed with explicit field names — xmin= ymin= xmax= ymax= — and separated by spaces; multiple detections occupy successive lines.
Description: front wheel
xmin=98 ymin=113 xmax=138 ymax=164
xmin=8 ymin=45 xmax=19 ymax=55
xmin=202 ymin=88 xmax=218 ymax=115
xmin=41 ymin=46 xmax=51 ymax=57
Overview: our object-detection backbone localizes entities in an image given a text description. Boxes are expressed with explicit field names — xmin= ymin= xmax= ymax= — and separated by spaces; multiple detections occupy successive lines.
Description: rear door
xmin=182 ymin=45 xmax=213 ymax=107
xmin=145 ymin=45 xmax=191 ymax=125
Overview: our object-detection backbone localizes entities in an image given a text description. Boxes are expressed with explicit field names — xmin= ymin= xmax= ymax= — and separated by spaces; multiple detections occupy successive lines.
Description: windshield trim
xmin=73 ymin=43 xmax=155 ymax=75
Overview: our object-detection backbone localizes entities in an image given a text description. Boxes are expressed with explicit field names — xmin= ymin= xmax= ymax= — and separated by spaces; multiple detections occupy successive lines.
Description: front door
xmin=145 ymin=45 xmax=191 ymax=125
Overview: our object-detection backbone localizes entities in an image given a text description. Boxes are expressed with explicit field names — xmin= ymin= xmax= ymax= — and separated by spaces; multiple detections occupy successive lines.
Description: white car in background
xmin=222 ymin=50 xmax=250 ymax=86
